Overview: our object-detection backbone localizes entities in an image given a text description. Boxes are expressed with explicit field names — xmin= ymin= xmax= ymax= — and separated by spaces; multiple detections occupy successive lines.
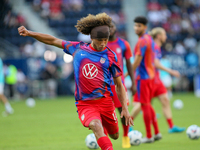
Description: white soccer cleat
xmin=154 ymin=133 xmax=162 ymax=141
xmin=141 ymin=137 xmax=154 ymax=143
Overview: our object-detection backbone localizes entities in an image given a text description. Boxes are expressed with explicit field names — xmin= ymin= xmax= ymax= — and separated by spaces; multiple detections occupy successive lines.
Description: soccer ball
xmin=186 ymin=125 xmax=200 ymax=139
xmin=128 ymin=130 xmax=142 ymax=146
xmin=85 ymin=133 xmax=99 ymax=149
xmin=26 ymin=98 xmax=36 ymax=107
xmin=173 ymin=99 xmax=183 ymax=110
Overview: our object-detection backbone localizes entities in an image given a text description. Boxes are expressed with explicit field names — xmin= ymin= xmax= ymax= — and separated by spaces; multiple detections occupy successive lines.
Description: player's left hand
xmin=171 ymin=70 xmax=180 ymax=78
xmin=131 ymin=84 xmax=137 ymax=95
xmin=121 ymin=108 xmax=134 ymax=126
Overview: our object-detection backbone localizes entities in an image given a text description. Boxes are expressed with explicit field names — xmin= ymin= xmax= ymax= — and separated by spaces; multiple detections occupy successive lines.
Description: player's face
xmin=109 ymin=22 xmax=116 ymax=38
xmin=134 ymin=23 xmax=147 ymax=36
xmin=92 ymin=38 xmax=109 ymax=51
xmin=160 ymin=30 xmax=167 ymax=44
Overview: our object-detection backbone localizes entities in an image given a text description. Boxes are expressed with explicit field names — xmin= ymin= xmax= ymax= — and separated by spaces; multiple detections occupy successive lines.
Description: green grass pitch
xmin=0 ymin=93 xmax=200 ymax=150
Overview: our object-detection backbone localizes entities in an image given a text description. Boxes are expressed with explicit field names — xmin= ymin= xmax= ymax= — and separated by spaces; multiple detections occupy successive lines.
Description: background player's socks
xmin=141 ymin=104 xmax=152 ymax=138
xmin=97 ymin=136 xmax=113 ymax=150
xmin=167 ymin=118 xmax=174 ymax=129
xmin=150 ymin=105 xmax=160 ymax=135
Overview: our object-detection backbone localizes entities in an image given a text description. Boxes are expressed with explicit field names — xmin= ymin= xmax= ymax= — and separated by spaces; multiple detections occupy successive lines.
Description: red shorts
xmin=111 ymin=84 xmax=129 ymax=108
xmin=151 ymin=76 xmax=167 ymax=99
xmin=76 ymin=97 xmax=119 ymax=135
xmin=133 ymin=79 xmax=154 ymax=104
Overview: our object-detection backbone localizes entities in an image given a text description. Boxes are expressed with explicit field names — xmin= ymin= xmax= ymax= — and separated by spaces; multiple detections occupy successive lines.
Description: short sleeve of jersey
xmin=109 ymin=53 xmax=123 ymax=78
xmin=124 ymin=41 xmax=133 ymax=59
xmin=154 ymin=45 xmax=162 ymax=60
xmin=62 ymin=40 xmax=80 ymax=55
xmin=134 ymin=38 xmax=147 ymax=57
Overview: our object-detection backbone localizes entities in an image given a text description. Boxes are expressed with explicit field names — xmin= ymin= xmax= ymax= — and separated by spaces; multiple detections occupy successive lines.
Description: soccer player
xmin=107 ymin=21 xmax=136 ymax=148
xmin=149 ymin=27 xmax=185 ymax=133
xmin=18 ymin=13 xmax=133 ymax=150
xmin=130 ymin=27 xmax=185 ymax=138
xmin=0 ymin=58 xmax=14 ymax=116
xmin=130 ymin=16 xmax=161 ymax=143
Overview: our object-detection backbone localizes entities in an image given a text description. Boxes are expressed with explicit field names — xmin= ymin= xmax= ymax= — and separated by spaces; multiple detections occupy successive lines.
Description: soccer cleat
xmin=154 ymin=133 xmax=162 ymax=141
xmin=141 ymin=137 xmax=154 ymax=143
xmin=168 ymin=126 xmax=186 ymax=133
xmin=122 ymin=136 xmax=131 ymax=148
xmin=128 ymin=126 xmax=133 ymax=132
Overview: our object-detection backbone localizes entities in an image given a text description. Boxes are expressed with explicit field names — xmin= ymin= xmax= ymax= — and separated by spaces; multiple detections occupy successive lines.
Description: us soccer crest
xmin=116 ymin=48 xmax=121 ymax=53
xmin=100 ymin=57 xmax=106 ymax=64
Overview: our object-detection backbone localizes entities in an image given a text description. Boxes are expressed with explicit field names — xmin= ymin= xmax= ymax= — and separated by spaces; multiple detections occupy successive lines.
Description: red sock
xmin=167 ymin=118 xmax=174 ymax=128
xmin=141 ymin=104 xmax=152 ymax=138
xmin=97 ymin=136 xmax=113 ymax=150
xmin=122 ymin=125 xmax=129 ymax=136
xmin=103 ymin=127 xmax=108 ymax=136
xmin=150 ymin=105 xmax=160 ymax=135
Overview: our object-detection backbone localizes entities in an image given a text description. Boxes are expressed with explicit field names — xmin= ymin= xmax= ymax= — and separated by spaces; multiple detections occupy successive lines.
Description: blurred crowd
xmin=27 ymin=0 xmax=127 ymax=39
xmin=147 ymin=0 xmax=200 ymax=54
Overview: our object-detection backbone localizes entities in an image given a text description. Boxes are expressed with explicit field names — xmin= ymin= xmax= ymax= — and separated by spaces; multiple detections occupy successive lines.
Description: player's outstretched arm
xmin=155 ymin=58 xmax=180 ymax=78
xmin=113 ymin=76 xmax=134 ymax=126
xmin=18 ymin=26 xmax=63 ymax=49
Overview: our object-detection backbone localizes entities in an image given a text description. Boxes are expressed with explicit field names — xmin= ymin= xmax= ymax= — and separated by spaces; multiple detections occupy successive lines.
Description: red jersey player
xmin=107 ymin=21 xmax=136 ymax=148
xmin=18 ymin=13 xmax=133 ymax=150
xmin=150 ymin=27 xmax=185 ymax=133
xmin=130 ymin=16 xmax=161 ymax=143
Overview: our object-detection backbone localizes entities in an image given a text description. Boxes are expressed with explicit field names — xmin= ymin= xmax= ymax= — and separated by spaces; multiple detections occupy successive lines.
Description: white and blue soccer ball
xmin=85 ymin=133 xmax=99 ymax=149
xmin=128 ymin=130 xmax=142 ymax=146
xmin=173 ymin=99 xmax=183 ymax=110
xmin=186 ymin=125 xmax=200 ymax=140
xmin=25 ymin=98 xmax=36 ymax=108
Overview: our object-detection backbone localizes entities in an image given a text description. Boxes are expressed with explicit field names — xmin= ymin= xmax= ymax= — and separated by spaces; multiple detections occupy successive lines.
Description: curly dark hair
xmin=75 ymin=12 xmax=112 ymax=35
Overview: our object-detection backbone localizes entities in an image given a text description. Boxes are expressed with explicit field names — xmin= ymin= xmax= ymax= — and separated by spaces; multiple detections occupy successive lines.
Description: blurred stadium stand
xmin=25 ymin=0 xmax=125 ymax=41
xmin=0 ymin=0 xmax=200 ymax=98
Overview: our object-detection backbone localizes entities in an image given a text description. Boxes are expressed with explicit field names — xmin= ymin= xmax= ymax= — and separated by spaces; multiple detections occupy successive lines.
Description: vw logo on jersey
xmin=82 ymin=63 xmax=98 ymax=79
xmin=116 ymin=48 xmax=121 ymax=53
xmin=100 ymin=57 xmax=106 ymax=64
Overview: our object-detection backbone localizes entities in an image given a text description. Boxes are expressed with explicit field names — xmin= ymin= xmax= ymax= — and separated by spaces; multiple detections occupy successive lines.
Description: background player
xmin=130 ymin=27 xmax=185 ymax=135
xmin=130 ymin=16 xmax=161 ymax=143
xmin=150 ymin=27 xmax=185 ymax=133
xmin=0 ymin=57 xmax=14 ymax=116
xmin=18 ymin=13 xmax=133 ymax=150
xmin=107 ymin=21 xmax=136 ymax=148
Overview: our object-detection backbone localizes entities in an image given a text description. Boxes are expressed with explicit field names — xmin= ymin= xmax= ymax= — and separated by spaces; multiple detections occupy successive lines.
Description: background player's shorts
xmin=76 ymin=97 xmax=119 ymax=135
xmin=152 ymin=76 xmax=167 ymax=99
xmin=133 ymin=79 xmax=154 ymax=104
xmin=161 ymin=75 xmax=172 ymax=88
xmin=0 ymin=83 xmax=4 ymax=94
xmin=111 ymin=84 xmax=129 ymax=108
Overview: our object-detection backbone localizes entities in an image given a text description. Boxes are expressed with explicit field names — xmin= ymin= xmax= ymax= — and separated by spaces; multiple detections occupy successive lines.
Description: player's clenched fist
xmin=18 ymin=26 xmax=29 ymax=36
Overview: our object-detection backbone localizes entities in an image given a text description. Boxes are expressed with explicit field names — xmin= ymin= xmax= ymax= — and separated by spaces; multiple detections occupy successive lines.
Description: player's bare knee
xmin=89 ymin=120 xmax=103 ymax=132
xmin=109 ymin=132 xmax=119 ymax=140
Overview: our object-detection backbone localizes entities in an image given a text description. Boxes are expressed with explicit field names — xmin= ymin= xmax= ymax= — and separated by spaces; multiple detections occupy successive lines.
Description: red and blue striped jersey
xmin=107 ymin=37 xmax=132 ymax=85
xmin=62 ymin=41 xmax=122 ymax=101
xmin=134 ymin=34 xmax=156 ymax=80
